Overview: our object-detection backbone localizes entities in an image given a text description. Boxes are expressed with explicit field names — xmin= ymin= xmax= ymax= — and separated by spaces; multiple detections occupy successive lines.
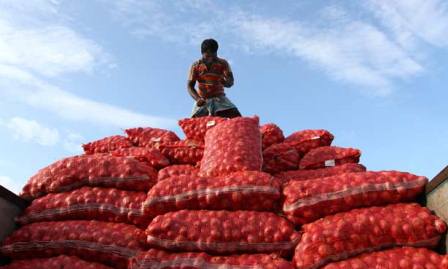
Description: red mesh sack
xmin=146 ymin=210 xmax=300 ymax=255
xmin=260 ymin=123 xmax=284 ymax=149
xmin=263 ymin=143 xmax=300 ymax=174
xmin=125 ymin=127 xmax=180 ymax=148
xmin=18 ymin=186 xmax=148 ymax=227
xmin=144 ymin=171 xmax=281 ymax=218
xmin=157 ymin=165 xmax=198 ymax=181
xmin=111 ymin=147 xmax=170 ymax=169
xmin=1 ymin=220 xmax=147 ymax=269
xmin=322 ymin=247 xmax=448 ymax=269
xmin=283 ymin=171 xmax=428 ymax=225
xmin=293 ymin=203 xmax=447 ymax=269
xmin=1 ymin=255 xmax=113 ymax=269
xmin=200 ymin=117 xmax=262 ymax=177
xmin=178 ymin=116 xmax=226 ymax=142
xmin=277 ymin=163 xmax=366 ymax=183
xmin=158 ymin=140 xmax=203 ymax=165
xmin=299 ymin=146 xmax=361 ymax=170
xmin=284 ymin=130 xmax=334 ymax=154
xmin=82 ymin=135 xmax=133 ymax=154
xmin=129 ymin=249 xmax=294 ymax=269
xmin=21 ymin=155 xmax=157 ymax=200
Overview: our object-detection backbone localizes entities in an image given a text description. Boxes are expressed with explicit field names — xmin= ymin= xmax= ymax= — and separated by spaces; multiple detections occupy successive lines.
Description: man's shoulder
xmin=192 ymin=58 xmax=205 ymax=66
xmin=216 ymin=57 xmax=230 ymax=65
xmin=190 ymin=59 xmax=201 ymax=69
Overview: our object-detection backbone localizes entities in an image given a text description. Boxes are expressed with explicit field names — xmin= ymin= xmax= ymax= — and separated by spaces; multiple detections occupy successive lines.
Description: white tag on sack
xmin=151 ymin=137 xmax=161 ymax=142
xmin=311 ymin=136 xmax=321 ymax=140
xmin=206 ymin=120 xmax=216 ymax=127
xmin=325 ymin=159 xmax=336 ymax=167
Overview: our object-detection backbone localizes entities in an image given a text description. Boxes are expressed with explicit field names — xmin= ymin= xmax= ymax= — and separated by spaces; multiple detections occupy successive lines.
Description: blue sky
xmin=1 ymin=0 xmax=448 ymax=194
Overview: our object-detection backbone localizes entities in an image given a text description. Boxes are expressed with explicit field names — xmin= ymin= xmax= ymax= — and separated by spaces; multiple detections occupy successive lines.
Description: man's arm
xmin=187 ymin=80 xmax=201 ymax=101
xmin=222 ymin=60 xmax=234 ymax=88
xmin=222 ymin=72 xmax=234 ymax=88
xmin=187 ymin=63 xmax=204 ymax=104
xmin=187 ymin=63 xmax=206 ymax=106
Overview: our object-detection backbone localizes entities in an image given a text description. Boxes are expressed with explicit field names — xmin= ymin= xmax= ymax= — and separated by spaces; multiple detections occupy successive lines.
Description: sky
xmin=1 ymin=0 xmax=448 ymax=194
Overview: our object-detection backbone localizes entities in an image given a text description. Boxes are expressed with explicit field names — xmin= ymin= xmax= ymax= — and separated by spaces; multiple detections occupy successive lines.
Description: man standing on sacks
xmin=187 ymin=38 xmax=242 ymax=118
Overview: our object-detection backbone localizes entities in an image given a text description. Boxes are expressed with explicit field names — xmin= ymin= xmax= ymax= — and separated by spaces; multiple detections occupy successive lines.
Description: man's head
xmin=201 ymin=38 xmax=218 ymax=62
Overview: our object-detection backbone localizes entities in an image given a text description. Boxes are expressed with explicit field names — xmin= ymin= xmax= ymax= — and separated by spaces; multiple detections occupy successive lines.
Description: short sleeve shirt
xmin=188 ymin=57 xmax=232 ymax=98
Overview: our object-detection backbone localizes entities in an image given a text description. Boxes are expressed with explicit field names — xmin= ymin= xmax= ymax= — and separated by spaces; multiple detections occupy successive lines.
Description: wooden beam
xmin=426 ymin=165 xmax=448 ymax=194
xmin=425 ymin=166 xmax=448 ymax=254
xmin=0 ymin=185 xmax=29 ymax=209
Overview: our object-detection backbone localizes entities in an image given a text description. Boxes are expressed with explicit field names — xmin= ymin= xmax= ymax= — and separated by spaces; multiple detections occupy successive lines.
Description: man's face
xmin=202 ymin=51 xmax=216 ymax=63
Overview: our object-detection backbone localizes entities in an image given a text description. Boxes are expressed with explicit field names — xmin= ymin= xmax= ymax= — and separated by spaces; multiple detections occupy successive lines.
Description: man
xmin=187 ymin=39 xmax=242 ymax=118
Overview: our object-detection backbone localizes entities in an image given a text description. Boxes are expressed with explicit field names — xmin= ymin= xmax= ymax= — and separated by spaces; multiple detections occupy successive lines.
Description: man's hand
xmin=196 ymin=98 xmax=206 ymax=106
xmin=222 ymin=72 xmax=234 ymax=88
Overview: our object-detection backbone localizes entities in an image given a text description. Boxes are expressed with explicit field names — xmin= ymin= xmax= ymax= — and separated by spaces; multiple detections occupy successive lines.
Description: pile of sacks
xmin=1 ymin=116 xmax=447 ymax=269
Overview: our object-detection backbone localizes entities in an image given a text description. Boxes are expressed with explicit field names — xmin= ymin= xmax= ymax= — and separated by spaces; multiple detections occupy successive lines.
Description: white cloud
xmin=0 ymin=76 xmax=175 ymax=128
xmin=2 ymin=117 xmax=116 ymax=154
xmin=0 ymin=0 xmax=60 ymax=25
xmin=368 ymin=0 xmax=448 ymax=47
xmin=0 ymin=20 xmax=105 ymax=77
xmin=0 ymin=0 xmax=106 ymax=78
xmin=111 ymin=1 xmax=425 ymax=94
xmin=0 ymin=0 xmax=175 ymax=129
xmin=112 ymin=0 xmax=217 ymax=44
xmin=0 ymin=175 xmax=23 ymax=195
xmin=236 ymin=17 xmax=422 ymax=94
xmin=63 ymin=132 xmax=85 ymax=153
xmin=3 ymin=117 xmax=60 ymax=146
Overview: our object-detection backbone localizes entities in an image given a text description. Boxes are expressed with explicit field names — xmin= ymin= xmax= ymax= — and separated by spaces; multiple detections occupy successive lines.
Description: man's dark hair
xmin=201 ymin=39 xmax=219 ymax=54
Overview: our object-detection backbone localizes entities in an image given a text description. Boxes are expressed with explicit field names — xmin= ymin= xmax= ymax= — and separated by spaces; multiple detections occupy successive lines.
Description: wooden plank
xmin=426 ymin=166 xmax=448 ymax=254
xmin=0 ymin=186 xmax=28 ymax=209
xmin=0 ymin=186 xmax=27 ymax=264
xmin=426 ymin=165 xmax=448 ymax=194
xmin=0 ymin=196 xmax=23 ymax=264
xmin=427 ymin=181 xmax=448 ymax=216
xmin=439 ymin=234 xmax=448 ymax=255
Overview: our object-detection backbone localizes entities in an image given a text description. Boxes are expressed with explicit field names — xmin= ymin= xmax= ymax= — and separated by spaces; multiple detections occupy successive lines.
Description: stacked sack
xmin=139 ymin=116 xmax=299 ymax=268
xmin=1 ymin=115 xmax=447 ymax=269
xmin=1 ymin=134 xmax=170 ymax=268
xmin=261 ymin=124 xmax=447 ymax=268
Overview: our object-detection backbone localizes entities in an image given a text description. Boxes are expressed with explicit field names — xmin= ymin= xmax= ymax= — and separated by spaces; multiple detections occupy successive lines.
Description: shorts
xmin=191 ymin=95 xmax=238 ymax=117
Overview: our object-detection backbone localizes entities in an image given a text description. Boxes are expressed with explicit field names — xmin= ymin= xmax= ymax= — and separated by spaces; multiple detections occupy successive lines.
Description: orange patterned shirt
xmin=188 ymin=57 xmax=232 ymax=98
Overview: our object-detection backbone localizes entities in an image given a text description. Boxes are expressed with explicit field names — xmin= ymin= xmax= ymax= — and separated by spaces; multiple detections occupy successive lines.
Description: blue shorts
xmin=191 ymin=95 xmax=237 ymax=117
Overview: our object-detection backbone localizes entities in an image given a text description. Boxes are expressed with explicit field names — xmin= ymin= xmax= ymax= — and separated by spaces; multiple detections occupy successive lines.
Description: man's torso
xmin=189 ymin=57 xmax=231 ymax=98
